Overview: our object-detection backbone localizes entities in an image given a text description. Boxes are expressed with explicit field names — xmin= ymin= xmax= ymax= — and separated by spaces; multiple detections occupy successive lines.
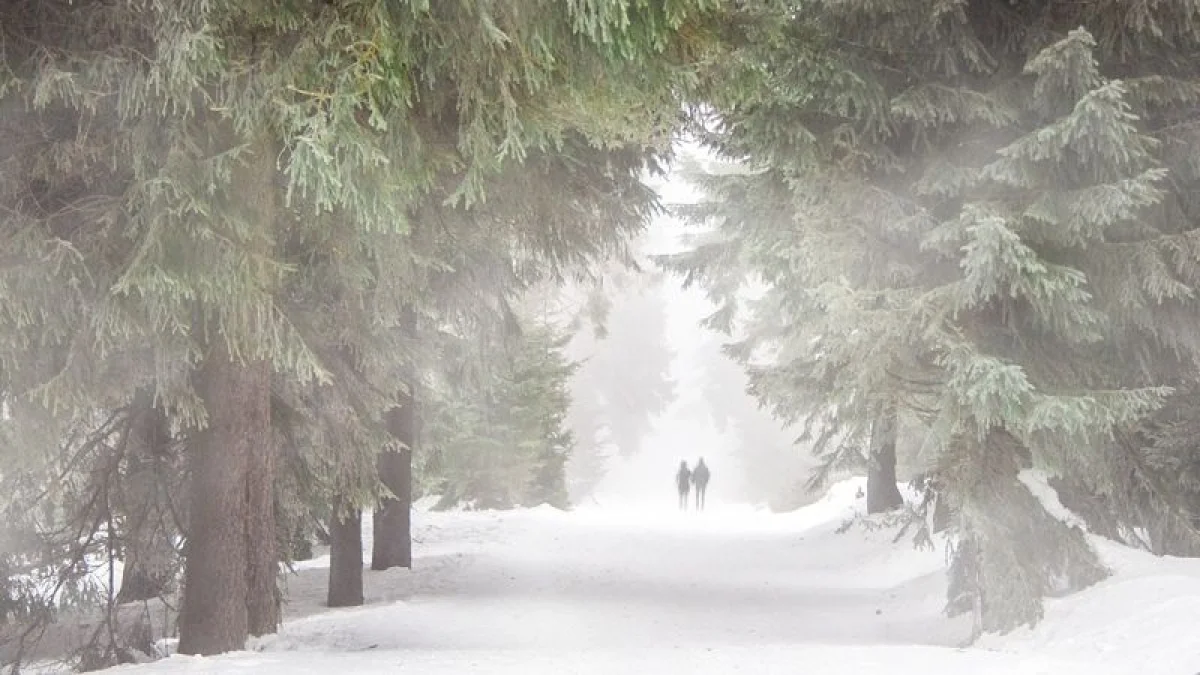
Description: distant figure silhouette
xmin=675 ymin=460 xmax=692 ymax=510
xmin=692 ymin=458 xmax=710 ymax=510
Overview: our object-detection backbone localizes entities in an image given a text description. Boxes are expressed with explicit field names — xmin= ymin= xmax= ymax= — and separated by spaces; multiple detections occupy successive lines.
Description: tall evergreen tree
xmin=1 ymin=0 xmax=721 ymax=656
xmin=676 ymin=0 xmax=1200 ymax=634
xmin=423 ymin=320 xmax=576 ymax=511
xmin=581 ymin=281 xmax=676 ymax=459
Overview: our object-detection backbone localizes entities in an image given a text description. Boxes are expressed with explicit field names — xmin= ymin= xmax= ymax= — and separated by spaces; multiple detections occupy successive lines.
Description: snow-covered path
xmin=283 ymin=503 xmax=956 ymax=653
xmin=120 ymin=481 xmax=1200 ymax=674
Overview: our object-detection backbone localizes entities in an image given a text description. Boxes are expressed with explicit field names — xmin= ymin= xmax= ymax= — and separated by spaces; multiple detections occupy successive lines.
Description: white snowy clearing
xmin=116 ymin=478 xmax=1200 ymax=674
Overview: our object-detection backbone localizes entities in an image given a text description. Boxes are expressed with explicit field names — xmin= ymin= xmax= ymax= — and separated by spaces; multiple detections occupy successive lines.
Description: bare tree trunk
xmin=178 ymin=350 xmax=270 ymax=655
xmin=179 ymin=133 xmax=278 ymax=655
xmin=372 ymin=396 xmax=414 ymax=571
xmin=117 ymin=399 xmax=176 ymax=603
xmin=327 ymin=503 xmax=364 ymax=607
xmin=245 ymin=419 xmax=279 ymax=636
xmin=867 ymin=403 xmax=904 ymax=514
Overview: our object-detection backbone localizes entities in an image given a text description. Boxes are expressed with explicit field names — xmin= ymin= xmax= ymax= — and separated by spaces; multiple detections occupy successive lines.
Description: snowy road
xmin=279 ymin=505 xmax=959 ymax=653
xmin=120 ymin=480 xmax=1200 ymax=674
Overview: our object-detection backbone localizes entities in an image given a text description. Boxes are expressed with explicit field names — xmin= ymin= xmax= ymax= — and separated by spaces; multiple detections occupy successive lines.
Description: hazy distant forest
xmin=3 ymin=0 xmax=1200 ymax=670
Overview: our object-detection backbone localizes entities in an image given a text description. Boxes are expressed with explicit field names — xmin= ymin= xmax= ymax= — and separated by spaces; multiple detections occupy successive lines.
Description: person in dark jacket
xmin=692 ymin=457 xmax=710 ymax=511
xmin=676 ymin=460 xmax=692 ymax=510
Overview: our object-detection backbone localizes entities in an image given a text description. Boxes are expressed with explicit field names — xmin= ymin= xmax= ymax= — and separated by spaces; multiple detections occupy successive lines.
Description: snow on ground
xmin=108 ymin=478 xmax=1200 ymax=674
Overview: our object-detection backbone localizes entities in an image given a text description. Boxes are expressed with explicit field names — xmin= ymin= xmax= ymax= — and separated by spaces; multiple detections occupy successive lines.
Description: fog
xmin=589 ymin=276 xmax=748 ymax=507
xmin=574 ymin=164 xmax=816 ymax=510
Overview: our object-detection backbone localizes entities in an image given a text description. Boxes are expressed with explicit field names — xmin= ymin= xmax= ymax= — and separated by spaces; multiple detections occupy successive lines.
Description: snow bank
xmin=978 ymin=535 xmax=1200 ymax=673
xmin=1018 ymin=469 xmax=1088 ymax=531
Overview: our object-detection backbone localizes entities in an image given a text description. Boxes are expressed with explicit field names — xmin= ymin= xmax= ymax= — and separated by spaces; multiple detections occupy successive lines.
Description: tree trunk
xmin=867 ymin=404 xmax=904 ymax=514
xmin=245 ymin=414 xmax=280 ymax=636
xmin=117 ymin=400 xmax=176 ymax=603
xmin=176 ymin=126 xmax=279 ymax=654
xmin=178 ymin=350 xmax=270 ymax=655
xmin=372 ymin=396 xmax=414 ymax=571
xmin=327 ymin=503 xmax=364 ymax=607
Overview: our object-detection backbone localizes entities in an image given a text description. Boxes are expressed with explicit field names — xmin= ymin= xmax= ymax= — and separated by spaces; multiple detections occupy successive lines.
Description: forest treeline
xmin=3 ymin=0 xmax=1200 ymax=670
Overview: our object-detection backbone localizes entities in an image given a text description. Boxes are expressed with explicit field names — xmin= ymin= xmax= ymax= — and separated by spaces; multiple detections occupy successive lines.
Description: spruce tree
xmin=678 ymin=0 xmax=1200 ymax=633
xmin=581 ymin=282 xmax=676 ymax=459
xmin=423 ymin=319 xmax=576 ymax=511
xmin=2 ymin=0 xmax=721 ymax=656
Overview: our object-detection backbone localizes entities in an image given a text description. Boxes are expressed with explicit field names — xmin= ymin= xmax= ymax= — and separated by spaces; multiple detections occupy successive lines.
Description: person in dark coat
xmin=692 ymin=457 xmax=710 ymax=511
xmin=676 ymin=460 xmax=692 ymax=510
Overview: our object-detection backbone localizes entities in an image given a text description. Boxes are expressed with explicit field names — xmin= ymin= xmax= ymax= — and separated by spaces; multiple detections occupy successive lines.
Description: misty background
xmin=562 ymin=159 xmax=816 ymax=511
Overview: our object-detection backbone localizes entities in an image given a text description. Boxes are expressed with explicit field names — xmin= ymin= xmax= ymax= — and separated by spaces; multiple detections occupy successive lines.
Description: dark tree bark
xmin=327 ymin=503 xmax=364 ymax=607
xmin=118 ymin=551 xmax=172 ymax=604
xmin=178 ymin=350 xmax=270 ymax=655
xmin=179 ymin=133 xmax=278 ymax=654
xmin=245 ymin=415 xmax=280 ymax=636
xmin=372 ymin=395 xmax=414 ymax=571
xmin=117 ymin=400 xmax=176 ymax=603
xmin=867 ymin=404 xmax=905 ymax=514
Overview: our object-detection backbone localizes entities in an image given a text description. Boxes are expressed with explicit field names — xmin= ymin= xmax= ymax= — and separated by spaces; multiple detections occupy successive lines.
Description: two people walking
xmin=675 ymin=458 xmax=710 ymax=511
